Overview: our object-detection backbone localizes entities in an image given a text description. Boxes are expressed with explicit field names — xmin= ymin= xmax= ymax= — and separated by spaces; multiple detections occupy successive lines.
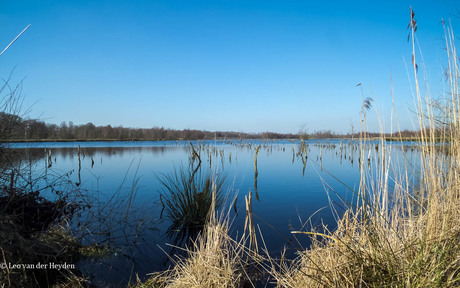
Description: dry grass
xmin=136 ymin=193 xmax=262 ymax=288
xmin=141 ymin=220 xmax=242 ymax=288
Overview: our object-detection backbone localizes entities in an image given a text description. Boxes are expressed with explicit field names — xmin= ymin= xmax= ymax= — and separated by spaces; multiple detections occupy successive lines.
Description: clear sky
xmin=0 ymin=1 xmax=459 ymax=134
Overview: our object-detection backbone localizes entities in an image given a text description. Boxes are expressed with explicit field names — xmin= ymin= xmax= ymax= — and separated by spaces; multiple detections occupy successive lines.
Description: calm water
xmin=8 ymin=139 xmax=421 ymax=286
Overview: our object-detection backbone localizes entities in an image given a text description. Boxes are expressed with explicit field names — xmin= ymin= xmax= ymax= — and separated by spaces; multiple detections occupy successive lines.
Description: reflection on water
xmin=6 ymin=139 xmax=422 ymax=286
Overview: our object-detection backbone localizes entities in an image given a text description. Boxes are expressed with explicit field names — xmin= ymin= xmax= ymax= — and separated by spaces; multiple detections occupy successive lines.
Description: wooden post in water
xmin=44 ymin=148 xmax=48 ymax=172
xmin=301 ymin=144 xmax=308 ymax=176
xmin=76 ymin=145 xmax=81 ymax=186
xmin=254 ymin=145 xmax=261 ymax=201
xmin=320 ymin=145 xmax=323 ymax=170
xmin=48 ymin=149 xmax=52 ymax=168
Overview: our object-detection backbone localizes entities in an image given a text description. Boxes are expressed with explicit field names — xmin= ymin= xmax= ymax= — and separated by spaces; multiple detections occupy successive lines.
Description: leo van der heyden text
xmin=0 ymin=262 xmax=75 ymax=270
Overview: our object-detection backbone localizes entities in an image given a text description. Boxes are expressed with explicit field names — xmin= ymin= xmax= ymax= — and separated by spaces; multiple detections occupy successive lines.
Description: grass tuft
xmin=157 ymin=166 xmax=226 ymax=231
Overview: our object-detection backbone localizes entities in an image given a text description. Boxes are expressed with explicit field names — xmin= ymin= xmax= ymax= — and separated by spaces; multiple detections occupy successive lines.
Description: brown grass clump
xmin=274 ymin=202 xmax=460 ymax=287
xmin=147 ymin=221 xmax=241 ymax=287
xmin=138 ymin=213 xmax=257 ymax=288
xmin=137 ymin=188 xmax=265 ymax=288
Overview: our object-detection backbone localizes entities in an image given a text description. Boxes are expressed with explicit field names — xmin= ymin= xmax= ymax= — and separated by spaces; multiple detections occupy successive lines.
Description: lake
xmin=7 ymin=139 xmax=421 ymax=287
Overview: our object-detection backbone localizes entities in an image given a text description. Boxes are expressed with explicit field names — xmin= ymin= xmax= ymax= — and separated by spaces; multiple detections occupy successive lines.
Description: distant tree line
xmin=0 ymin=112 xmax=425 ymax=142
xmin=0 ymin=113 xmax=301 ymax=141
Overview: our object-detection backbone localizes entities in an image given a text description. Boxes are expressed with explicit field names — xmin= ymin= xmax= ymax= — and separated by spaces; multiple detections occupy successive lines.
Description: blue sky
xmin=0 ymin=1 xmax=459 ymax=133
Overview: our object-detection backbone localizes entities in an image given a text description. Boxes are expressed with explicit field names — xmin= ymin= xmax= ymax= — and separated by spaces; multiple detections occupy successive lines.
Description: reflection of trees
xmin=5 ymin=146 xmax=187 ymax=163
xmin=0 ymin=148 xmax=44 ymax=169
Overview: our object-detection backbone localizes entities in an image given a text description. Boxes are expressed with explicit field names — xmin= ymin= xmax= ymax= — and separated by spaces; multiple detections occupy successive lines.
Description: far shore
xmin=2 ymin=136 xmax=446 ymax=143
